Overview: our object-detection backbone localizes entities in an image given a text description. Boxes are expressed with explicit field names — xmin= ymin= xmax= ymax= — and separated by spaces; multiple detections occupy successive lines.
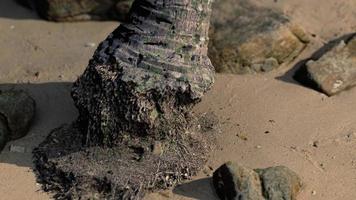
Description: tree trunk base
xmin=33 ymin=113 xmax=219 ymax=199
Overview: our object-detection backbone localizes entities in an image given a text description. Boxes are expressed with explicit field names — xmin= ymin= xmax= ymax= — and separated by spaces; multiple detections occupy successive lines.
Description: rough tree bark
xmin=72 ymin=0 xmax=215 ymax=146
xmin=33 ymin=1 xmax=217 ymax=198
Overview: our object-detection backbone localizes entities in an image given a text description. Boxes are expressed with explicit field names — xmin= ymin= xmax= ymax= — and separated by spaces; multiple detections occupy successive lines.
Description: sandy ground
xmin=0 ymin=0 xmax=355 ymax=199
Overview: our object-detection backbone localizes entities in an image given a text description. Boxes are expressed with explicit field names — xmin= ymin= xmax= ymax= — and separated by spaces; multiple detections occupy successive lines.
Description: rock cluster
xmin=303 ymin=35 xmax=356 ymax=96
xmin=0 ymin=90 xmax=36 ymax=150
xmin=213 ymin=162 xmax=303 ymax=200
xmin=208 ymin=0 xmax=309 ymax=74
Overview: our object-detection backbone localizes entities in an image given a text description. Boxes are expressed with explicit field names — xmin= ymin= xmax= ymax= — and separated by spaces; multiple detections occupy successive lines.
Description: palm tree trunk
xmin=72 ymin=0 xmax=215 ymax=146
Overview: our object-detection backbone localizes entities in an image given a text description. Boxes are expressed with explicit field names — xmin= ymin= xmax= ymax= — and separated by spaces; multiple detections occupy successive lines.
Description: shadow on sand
xmin=0 ymin=0 xmax=40 ymax=20
xmin=173 ymin=177 xmax=219 ymax=200
xmin=0 ymin=82 xmax=77 ymax=167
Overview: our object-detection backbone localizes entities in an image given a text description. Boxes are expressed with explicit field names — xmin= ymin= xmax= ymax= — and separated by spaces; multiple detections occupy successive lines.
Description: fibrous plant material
xmin=33 ymin=113 xmax=218 ymax=199
xmin=34 ymin=0 xmax=216 ymax=199
xmin=72 ymin=0 xmax=215 ymax=146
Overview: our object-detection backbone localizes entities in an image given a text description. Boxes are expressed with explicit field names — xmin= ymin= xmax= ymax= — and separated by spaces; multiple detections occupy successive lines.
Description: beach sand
xmin=0 ymin=0 xmax=356 ymax=199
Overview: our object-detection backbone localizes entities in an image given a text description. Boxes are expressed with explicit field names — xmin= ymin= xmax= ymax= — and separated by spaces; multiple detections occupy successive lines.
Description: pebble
xmin=312 ymin=141 xmax=319 ymax=148
xmin=311 ymin=190 xmax=317 ymax=195
xmin=34 ymin=71 xmax=40 ymax=77
xmin=85 ymin=42 xmax=96 ymax=48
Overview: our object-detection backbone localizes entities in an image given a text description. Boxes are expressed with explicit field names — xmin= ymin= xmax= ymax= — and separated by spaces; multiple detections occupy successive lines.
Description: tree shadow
xmin=173 ymin=177 xmax=219 ymax=200
xmin=276 ymin=32 xmax=356 ymax=92
xmin=0 ymin=0 xmax=40 ymax=20
xmin=0 ymin=82 xmax=78 ymax=167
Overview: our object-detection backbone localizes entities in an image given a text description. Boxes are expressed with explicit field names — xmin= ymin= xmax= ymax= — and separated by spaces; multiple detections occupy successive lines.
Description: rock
xmin=213 ymin=162 xmax=265 ymax=200
xmin=208 ymin=0 xmax=309 ymax=74
xmin=0 ymin=90 xmax=36 ymax=140
xmin=305 ymin=35 xmax=356 ymax=96
xmin=213 ymin=162 xmax=303 ymax=200
xmin=0 ymin=115 xmax=9 ymax=151
xmin=17 ymin=0 xmax=133 ymax=22
xmin=115 ymin=0 xmax=133 ymax=21
xmin=255 ymin=166 xmax=303 ymax=200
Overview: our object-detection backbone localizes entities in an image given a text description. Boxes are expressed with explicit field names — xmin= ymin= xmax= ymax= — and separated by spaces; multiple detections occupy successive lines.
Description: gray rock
xmin=0 ymin=90 xmax=36 ymax=140
xmin=213 ymin=162 xmax=303 ymax=200
xmin=0 ymin=115 xmax=9 ymax=151
xmin=208 ymin=0 xmax=309 ymax=74
xmin=213 ymin=162 xmax=265 ymax=200
xmin=255 ymin=166 xmax=303 ymax=200
xmin=306 ymin=35 xmax=356 ymax=96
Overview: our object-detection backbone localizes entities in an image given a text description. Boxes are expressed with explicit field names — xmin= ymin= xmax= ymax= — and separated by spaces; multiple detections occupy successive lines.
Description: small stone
xmin=9 ymin=145 xmax=26 ymax=153
xmin=255 ymin=166 xmax=303 ymax=200
xmin=85 ymin=42 xmax=96 ymax=48
xmin=10 ymin=25 xmax=15 ymax=30
xmin=312 ymin=141 xmax=319 ymax=148
xmin=256 ymin=145 xmax=262 ymax=149
xmin=213 ymin=162 xmax=265 ymax=200
xmin=261 ymin=58 xmax=279 ymax=72
xmin=311 ymin=190 xmax=317 ymax=195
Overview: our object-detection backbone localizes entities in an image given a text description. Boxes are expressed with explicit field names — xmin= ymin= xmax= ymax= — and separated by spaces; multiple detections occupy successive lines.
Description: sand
xmin=0 ymin=0 xmax=355 ymax=199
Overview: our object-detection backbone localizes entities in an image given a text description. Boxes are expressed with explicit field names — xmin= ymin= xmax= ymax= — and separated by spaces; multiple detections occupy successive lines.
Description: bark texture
xmin=72 ymin=0 xmax=215 ymax=145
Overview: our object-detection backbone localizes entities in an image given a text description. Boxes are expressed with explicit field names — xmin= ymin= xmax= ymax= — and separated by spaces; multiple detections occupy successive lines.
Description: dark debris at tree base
xmin=33 ymin=113 xmax=219 ymax=200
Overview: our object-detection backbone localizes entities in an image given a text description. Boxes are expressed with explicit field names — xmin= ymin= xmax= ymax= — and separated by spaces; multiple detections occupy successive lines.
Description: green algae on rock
xmin=208 ymin=0 xmax=309 ymax=74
